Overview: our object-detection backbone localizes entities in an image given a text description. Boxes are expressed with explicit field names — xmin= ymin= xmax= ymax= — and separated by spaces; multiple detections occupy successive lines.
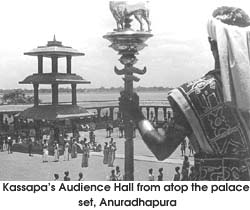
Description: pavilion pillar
xmin=38 ymin=55 xmax=43 ymax=74
xmin=154 ymin=107 xmax=159 ymax=122
xmin=146 ymin=107 xmax=150 ymax=120
xmin=66 ymin=55 xmax=72 ymax=74
xmin=54 ymin=126 xmax=60 ymax=143
xmin=52 ymin=84 xmax=58 ymax=105
xmin=110 ymin=107 xmax=114 ymax=120
xmin=34 ymin=120 xmax=40 ymax=141
xmin=33 ymin=84 xmax=39 ymax=107
xmin=71 ymin=84 xmax=77 ymax=105
xmin=0 ymin=114 xmax=3 ymax=125
xmin=163 ymin=107 xmax=167 ymax=120
xmin=71 ymin=120 xmax=77 ymax=137
xmin=51 ymin=55 xmax=58 ymax=73
xmin=167 ymin=109 xmax=172 ymax=120
xmin=97 ymin=108 xmax=101 ymax=120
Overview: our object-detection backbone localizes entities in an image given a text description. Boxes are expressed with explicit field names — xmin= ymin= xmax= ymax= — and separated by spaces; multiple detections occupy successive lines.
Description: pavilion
xmin=19 ymin=36 xmax=94 ymax=142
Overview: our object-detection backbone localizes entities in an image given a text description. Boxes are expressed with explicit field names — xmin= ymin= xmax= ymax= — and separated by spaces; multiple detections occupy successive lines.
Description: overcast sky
xmin=0 ymin=0 xmax=250 ymax=89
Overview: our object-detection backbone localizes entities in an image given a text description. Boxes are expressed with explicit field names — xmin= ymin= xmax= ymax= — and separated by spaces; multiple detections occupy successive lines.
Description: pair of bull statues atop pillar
xmin=109 ymin=1 xmax=151 ymax=32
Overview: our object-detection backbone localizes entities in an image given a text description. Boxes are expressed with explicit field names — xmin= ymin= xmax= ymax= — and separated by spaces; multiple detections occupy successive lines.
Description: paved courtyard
xmin=0 ymin=128 xmax=194 ymax=181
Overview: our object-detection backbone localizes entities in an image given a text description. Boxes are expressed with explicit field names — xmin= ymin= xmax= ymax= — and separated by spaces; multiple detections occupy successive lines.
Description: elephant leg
xmin=134 ymin=13 xmax=143 ymax=31
xmin=143 ymin=10 xmax=151 ymax=32
xmin=145 ymin=17 xmax=151 ymax=32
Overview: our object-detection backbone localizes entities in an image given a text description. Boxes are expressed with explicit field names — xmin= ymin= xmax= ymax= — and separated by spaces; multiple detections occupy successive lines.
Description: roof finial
xmin=53 ymin=34 xmax=56 ymax=41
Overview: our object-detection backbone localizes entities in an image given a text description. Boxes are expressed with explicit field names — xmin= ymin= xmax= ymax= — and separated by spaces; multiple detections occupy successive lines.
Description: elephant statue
xmin=109 ymin=1 xmax=151 ymax=32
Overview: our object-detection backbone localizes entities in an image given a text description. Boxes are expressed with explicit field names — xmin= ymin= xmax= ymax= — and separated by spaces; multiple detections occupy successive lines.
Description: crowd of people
xmin=53 ymin=171 xmax=84 ymax=181
xmin=0 ymin=136 xmax=14 ymax=154
xmin=103 ymin=138 xmax=117 ymax=167
xmin=145 ymin=156 xmax=196 ymax=181
xmin=180 ymin=138 xmax=194 ymax=157
xmin=108 ymin=166 xmax=123 ymax=181
xmin=1 ymin=115 xmax=196 ymax=181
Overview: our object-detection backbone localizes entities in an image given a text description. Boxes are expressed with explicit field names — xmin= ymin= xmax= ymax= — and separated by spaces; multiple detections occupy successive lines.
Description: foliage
xmin=1 ymin=89 xmax=41 ymax=105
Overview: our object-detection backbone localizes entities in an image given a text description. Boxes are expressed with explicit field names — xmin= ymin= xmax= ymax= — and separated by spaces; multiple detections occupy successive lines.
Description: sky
xmin=0 ymin=0 xmax=250 ymax=89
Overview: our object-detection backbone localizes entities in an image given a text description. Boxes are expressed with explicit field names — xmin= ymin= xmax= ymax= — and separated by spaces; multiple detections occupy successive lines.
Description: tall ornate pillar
xmin=103 ymin=2 xmax=152 ymax=180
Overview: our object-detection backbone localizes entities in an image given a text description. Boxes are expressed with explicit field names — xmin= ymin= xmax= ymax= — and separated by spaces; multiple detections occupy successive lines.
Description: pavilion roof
xmin=19 ymin=105 xmax=96 ymax=121
xmin=19 ymin=73 xmax=91 ymax=84
xmin=0 ymin=104 xmax=32 ymax=113
xmin=24 ymin=36 xmax=85 ymax=57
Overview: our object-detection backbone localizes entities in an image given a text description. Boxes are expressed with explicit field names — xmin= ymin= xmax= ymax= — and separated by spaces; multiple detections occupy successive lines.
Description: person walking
xmin=54 ymin=142 xmax=59 ymax=162
xmin=188 ymin=166 xmax=196 ymax=181
xmin=180 ymin=139 xmax=187 ymax=157
xmin=108 ymin=141 xmax=116 ymax=167
xmin=71 ymin=140 xmax=77 ymax=158
xmin=64 ymin=171 xmax=70 ymax=181
xmin=188 ymin=140 xmax=194 ymax=157
xmin=115 ymin=166 xmax=123 ymax=181
xmin=181 ymin=156 xmax=190 ymax=181
xmin=148 ymin=168 xmax=154 ymax=181
xmin=158 ymin=168 xmax=163 ymax=181
xmin=78 ymin=172 xmax=84 ymax=181
xmin=28 ymin=138 xmax=33 ymax=156
xmin=81 ymin=142 xmax=89 ymax=168
xmin=109 ymin=169 xmax=117 ymax=181
xmin=0 ymin=136 xmax=3 ymax=152
xmin=42 ymin=140 xmax=49 ymax=162
xmin=64 ymin=141 xmax=70 ymax=161
xmin=7 ymin=136 xmax=13 ymax=154
xmin=54 ymin=174 xmax=59 ymax=181
xmin=173 ymin=167 xmax=181 ymax=181
xmin=103 ymin=142 xmax=109 ymax=164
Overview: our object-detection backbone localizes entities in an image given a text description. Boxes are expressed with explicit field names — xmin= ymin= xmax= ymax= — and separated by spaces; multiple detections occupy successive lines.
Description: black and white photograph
xmin=0 ymin=0 xmax=250 ymax=182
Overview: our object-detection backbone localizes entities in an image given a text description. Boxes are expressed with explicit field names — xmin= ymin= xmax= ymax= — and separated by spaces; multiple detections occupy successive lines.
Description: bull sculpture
xmin=109 ymin=1 xmax=151 ymax=32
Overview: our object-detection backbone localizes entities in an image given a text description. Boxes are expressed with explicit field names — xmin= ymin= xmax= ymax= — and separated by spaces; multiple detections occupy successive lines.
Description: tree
xmin=1 ymin=90 xmax=41 ymax=105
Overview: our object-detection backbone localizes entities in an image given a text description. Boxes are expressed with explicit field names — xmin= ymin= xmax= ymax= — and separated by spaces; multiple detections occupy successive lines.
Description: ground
xmin=0 ymin=128 xmax=194 ymax=181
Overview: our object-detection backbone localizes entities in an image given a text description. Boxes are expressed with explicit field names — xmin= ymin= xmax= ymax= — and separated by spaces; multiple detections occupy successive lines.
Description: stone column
xmin=163 ymin=107 xmax=167 ymax=120
xmin=33 ymin=84 xmax=39 ymax=107
xmin=109 ymin=107 xmax=114 ymax=120
xmin=97 ymin=108 xmax=101 ymax=120
xmin=38 ymin=55 xmax=43 ymax=74
xmin=54 ymin=126 xmax=60 ymax=143
xmin=34 ymin=120 xmax=40 ymax=141
xmin=146 ymin=107 xmax=150 ymax=120
xmin=71 ymin=84 xmax=77 ymax=105
xmin=52 ymin=84 xmax=58 ymax=105
xmin=154 ymin=107 xmax=159 ymax=122
xmin=51 ymin=55 xmax=58 ymax=73
xmin=66 ymin=55 xmax=72 ymax=74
